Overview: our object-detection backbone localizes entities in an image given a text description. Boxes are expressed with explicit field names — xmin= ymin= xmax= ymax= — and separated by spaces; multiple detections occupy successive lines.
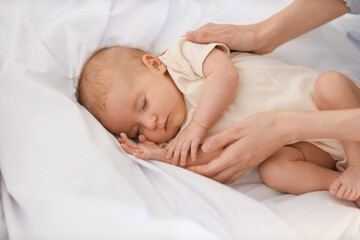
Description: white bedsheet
xmin=1 ymin=0 xmax=360 ymax=239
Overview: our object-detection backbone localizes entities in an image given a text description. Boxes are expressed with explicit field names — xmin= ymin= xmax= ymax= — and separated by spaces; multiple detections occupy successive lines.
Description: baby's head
xmin=76 ymin=46 xmax=186 ymax=143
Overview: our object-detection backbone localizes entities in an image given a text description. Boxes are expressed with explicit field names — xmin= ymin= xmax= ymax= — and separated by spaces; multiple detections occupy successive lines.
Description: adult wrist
xmin=272 ymin=111 xmax=301 ymax=144
xmin=276 ymin=110 xmax=327 ymax=143
xmin=253 ymin=21 xmax=281 ymax=54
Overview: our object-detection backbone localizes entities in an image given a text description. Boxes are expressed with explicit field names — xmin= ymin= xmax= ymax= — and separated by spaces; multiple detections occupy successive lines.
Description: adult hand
xmin=185 ymin=0 xmax=350 ymax=55
xmin=187 ymin=112 xmax=290 ymax=183
xmin=185 ymin=23 xmax=275 ymax=54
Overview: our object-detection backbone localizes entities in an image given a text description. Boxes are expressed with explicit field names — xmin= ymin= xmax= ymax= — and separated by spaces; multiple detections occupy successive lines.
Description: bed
xmin=1 ymin=0 xmax=360 ymax=239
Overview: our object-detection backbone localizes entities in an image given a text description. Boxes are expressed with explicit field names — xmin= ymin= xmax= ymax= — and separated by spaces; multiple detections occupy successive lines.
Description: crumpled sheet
xmin=0 ymin=0 xmax=359 ymax=239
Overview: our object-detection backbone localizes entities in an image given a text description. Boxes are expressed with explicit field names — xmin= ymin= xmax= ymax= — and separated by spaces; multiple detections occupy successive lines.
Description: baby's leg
xmin=314 ymin=71 xmax=360 ymax=205
xmin=259 ymin=142 xmax=339 ymax=195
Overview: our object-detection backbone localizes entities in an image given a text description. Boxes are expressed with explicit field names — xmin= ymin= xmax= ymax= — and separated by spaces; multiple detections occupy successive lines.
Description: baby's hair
xmin=76 ymin=46 xmax=147 ymax=121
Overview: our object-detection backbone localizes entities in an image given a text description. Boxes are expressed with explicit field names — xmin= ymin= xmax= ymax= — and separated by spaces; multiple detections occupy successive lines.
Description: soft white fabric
xmin=1 ymin=0 xmax=360 ymax=239
xmin=344 ymin=0 xmax=360 ymax=13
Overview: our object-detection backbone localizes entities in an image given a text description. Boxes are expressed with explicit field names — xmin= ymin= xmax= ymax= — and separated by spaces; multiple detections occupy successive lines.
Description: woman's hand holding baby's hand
xmin=187 ymin=112 xmax=290 ymax=182
xmin=118 ymin=133 xmax=167 ymax=162
xmin=166 ymin=120 xmax=208 ymax=167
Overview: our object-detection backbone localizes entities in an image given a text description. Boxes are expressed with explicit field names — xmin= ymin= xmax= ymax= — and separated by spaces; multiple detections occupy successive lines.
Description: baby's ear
xmin=142 ymin=54 xmax=167 ymax=73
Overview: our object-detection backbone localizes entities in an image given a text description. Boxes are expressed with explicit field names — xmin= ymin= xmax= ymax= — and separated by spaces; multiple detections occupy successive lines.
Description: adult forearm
xmin=278 ymin=109 xmax=360 ymax=143
xmin=257 ymin=0 xmax=350 ymax=52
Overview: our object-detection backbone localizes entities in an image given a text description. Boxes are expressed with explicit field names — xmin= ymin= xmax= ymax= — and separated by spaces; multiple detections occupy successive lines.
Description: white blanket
xmin=1 ymin=0 xmax=359 ymax=239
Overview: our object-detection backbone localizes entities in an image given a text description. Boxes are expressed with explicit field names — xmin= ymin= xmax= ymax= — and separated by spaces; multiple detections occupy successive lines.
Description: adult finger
xmin=224 ymin=168 xmax=249 ymax=183
xmin=190 ymin=140 xmax=199 ymax=162
xmin=186 ymin=30 xmax=215 ymax=44
xmin=186 ymin=152 xmax=234 ymax=178
xmin=185 ymin=23 xmax=225 ymax=43
xmin=209 ymin=165 xmax=239 ymax=183
xmin=202 ymin=127 xmax=241 ymax=153
xmin=211 ymin=165 xmax=248 ymax=183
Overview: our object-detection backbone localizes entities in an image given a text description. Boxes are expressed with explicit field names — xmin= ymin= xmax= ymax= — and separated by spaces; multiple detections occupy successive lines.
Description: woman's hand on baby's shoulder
xmin=166 ymin=120 xmax=208 ymax=167
xmin=118 ymin=133 xmax=167 ymax=162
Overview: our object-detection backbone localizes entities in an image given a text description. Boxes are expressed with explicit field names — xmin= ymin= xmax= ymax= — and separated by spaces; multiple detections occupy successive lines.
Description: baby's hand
xmin=166 ymin=120 xmax=208 ymax=167
xmin=118 ymin=133 xmax=167 ymax=162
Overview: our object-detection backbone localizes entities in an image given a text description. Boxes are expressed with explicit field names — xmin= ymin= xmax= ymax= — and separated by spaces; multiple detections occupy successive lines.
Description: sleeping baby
xmin=76 ymin=37 xmax=360 ymax=207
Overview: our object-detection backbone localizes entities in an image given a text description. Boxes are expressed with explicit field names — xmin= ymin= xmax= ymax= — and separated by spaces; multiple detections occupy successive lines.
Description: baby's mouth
xmin=164 ymin=117 xmax=168 ymax=131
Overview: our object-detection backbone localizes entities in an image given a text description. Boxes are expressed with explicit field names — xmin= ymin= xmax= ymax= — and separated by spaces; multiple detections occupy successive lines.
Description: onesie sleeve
xmin=159 ymin=37 xmax=230 ymax=79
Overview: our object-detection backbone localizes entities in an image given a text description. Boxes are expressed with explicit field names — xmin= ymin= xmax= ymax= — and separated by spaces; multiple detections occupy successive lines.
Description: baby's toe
xmin=348 ymin=189 xmax=358 ymax=201
xmin=329 ymin=179 xmax=342 ymax=195
xmin=336 ymin=184 xmax=348 ymax=199
xmin=343 ymin=188 xmax=352 ymax=200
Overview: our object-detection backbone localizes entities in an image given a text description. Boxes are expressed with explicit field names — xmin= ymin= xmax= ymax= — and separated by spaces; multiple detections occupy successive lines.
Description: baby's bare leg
xmin=259 ymin=142 xmax=338 ymax=195
xmin=314 ymin=71 xmax=360 ymax=205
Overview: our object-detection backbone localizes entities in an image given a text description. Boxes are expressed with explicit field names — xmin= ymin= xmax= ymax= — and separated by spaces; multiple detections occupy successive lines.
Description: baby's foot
xmin=329 ymin=165 xmax=360 ymax=202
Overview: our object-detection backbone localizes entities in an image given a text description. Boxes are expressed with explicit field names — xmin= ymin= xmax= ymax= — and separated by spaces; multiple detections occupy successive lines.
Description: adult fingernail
xmin=186 ymin=31 xmax=195 ymax=39
xmin=202 ymin=142 xmax=212 ymax=152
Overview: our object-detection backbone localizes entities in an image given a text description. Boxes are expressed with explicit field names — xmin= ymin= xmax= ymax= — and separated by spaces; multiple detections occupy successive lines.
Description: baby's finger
xmin=120 ymin=133 xmax=137 ymax=148
xmin=138 ymin=134 xmax=147 ymax=143
xmin=118 ymin=136 xmax=127 ymax=145
xmin=191 ymin=140 xmax=200 ymax=162
xmin=179 ymin=140 xmax=191 ymax=167
xmin=133 ymin=150 xmax=148 ymax=160
xmin=172 ymin=140 xmax=183 ymax=166
xmin=120 ymin=143 xmax=136 ymax=155
xmin=166 ymin=139 xmax=178 ymax=160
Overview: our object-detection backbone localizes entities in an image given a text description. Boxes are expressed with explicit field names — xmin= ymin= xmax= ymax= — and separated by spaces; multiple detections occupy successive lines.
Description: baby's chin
xmin=150 ymin=134 xmax=173 ymax=145
xmin=148 ymin=127 xmax=181 ymax=144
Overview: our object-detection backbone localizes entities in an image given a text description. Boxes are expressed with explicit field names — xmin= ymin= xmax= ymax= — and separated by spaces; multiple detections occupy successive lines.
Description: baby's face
xmin=101 ymin=65 xmax=186 ymax=144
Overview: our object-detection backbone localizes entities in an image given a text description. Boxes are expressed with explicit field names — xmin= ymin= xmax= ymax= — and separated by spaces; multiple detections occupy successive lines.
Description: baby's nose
xmin=142 ymin=114 xmax=157 ymax=130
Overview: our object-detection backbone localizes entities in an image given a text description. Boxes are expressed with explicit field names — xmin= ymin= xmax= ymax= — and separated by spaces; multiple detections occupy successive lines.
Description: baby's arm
xmin=167 ymin=48 xmax=239 ymax=166
xmin=194 ymin=47 xmax=239 ymax=132
xmin=119 ymin=133 xmax=223 ymax=167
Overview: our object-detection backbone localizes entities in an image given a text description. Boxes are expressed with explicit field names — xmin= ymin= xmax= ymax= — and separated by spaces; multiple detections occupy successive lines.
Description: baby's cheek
xmin=144 ymin=131 xmax=171 ymax=144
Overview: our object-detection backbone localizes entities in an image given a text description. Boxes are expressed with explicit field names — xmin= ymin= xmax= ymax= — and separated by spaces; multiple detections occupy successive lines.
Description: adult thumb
xmin=202 ymin=131 xmax=234 ymax=153
xmin=186 ymin=30 xmax=212 ymax=44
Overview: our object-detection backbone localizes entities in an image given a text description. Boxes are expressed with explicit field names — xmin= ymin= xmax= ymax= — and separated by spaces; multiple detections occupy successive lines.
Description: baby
xmin=76 ymin=37 xmax=360 ymax=207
